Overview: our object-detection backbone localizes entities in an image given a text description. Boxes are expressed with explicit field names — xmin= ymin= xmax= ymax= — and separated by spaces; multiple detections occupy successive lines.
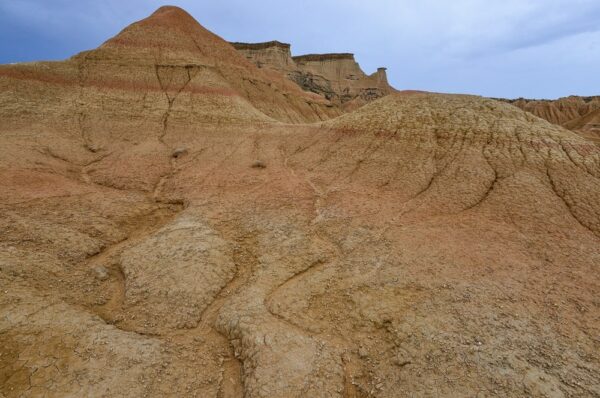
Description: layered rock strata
xmin=231 ymin=41 xmax=395 ymax=110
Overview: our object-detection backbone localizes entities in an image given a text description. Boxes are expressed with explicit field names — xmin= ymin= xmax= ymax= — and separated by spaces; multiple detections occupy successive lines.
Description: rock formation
xmin=230 ymin=41 xmax=296 ymax=73
xmin=504 ymin=96 xmax=600 ymax=144
xmin=231 ymin=40 xmax=395 ymax=110
xmin=1 ymin=6 xmax=599 ymax=398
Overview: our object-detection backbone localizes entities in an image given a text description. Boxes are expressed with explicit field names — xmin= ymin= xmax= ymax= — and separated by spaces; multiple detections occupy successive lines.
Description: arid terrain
xmin=1 ymin=6 xmax=599 ymax=398
xmin=503 ymin=96 xmax=600 ymax=145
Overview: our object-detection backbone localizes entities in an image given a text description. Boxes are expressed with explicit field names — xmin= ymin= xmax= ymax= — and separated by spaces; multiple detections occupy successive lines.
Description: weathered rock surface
xmin=1 ymin=6 xmax=599 ymax=398
xmin=231 ymin=41 xmax=395 ymax=110
xmin=505 ymin=96 xmax=600 ymax=144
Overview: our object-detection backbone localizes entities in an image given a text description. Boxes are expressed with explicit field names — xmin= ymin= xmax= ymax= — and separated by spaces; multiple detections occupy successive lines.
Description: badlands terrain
xmin=505 ymin=96 xmax=600 ymax=145
xmin=1 ymin=5 xmax=599 ymax=398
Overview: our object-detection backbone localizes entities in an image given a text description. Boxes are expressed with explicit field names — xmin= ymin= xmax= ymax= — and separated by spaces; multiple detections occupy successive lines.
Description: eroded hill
xmin=505 ymin=96 xmax=600 ymax=144
xmin=1 ymin=6 xmax=599 ymax=398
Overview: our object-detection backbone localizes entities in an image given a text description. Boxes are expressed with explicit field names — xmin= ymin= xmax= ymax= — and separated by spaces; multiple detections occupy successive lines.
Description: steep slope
xmin=232 ymin=41 xmax=395 ymax=110
xmin=1 ymin=7 xmax=600 ymax=398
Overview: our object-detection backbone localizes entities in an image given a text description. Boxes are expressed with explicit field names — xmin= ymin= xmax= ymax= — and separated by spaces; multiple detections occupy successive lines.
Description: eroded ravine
xmin=83 ymin=204 xmax=185 ymax=325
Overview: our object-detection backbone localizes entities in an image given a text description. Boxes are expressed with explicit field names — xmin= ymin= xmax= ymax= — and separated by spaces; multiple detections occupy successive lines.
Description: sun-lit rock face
xmin=232 ymin=40 xmax=395 ymax=110
xmin=230 ymin=41 xmax=297 ymax=72
xmin=1 ymin=6 xmax=600 ymax=398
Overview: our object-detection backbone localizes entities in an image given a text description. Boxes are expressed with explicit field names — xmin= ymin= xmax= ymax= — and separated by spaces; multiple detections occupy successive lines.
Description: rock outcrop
xmin=1 ymin=6 xmax=599 ymax=398
xmin=231 ymin=41 xmax=395 ymax=110
xmin=230 ymin=41 xmax=296 ymax=73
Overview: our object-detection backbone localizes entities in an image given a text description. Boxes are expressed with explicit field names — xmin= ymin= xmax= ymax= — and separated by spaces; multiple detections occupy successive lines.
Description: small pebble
xmin=94 ymin=266 xmax=109 ymax=281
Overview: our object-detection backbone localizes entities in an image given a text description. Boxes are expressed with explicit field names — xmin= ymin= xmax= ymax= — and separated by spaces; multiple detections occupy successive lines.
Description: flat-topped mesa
xmin=292 ymin=53 xmax=367 ymax=84
xmin=292 ymin=52 xmax=394 ymax=107
xmin=229 ymin=41 xmax=296 ymax=72
xmin=230 ymin=42 xmax=396 ymax=109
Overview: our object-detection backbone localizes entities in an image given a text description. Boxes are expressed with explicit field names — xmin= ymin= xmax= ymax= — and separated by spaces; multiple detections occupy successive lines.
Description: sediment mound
xmin=1 ymin=6 xmax=599 ymax=398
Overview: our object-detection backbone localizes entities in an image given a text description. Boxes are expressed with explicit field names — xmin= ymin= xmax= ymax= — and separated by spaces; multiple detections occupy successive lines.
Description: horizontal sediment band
xmin=229 ymin=41 xmax=291 ymax=50
xmin=292 ymin=53 xmax=355 ymax=62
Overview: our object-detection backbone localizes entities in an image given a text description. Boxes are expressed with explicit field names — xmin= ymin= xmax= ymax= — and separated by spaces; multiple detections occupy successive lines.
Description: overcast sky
xmin=1 ymin=0 xmax=599 ymax=99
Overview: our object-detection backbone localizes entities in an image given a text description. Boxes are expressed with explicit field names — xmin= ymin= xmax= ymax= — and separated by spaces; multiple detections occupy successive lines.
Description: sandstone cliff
xmin=230 ymin=41 xmax=296 ymax=73
xmin=231 ymin=41 xmax=395 ymax=110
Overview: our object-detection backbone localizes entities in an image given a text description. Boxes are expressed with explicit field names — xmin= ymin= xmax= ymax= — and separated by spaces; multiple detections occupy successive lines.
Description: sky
xmin=1 ymin=0 xmax=599 ymax=99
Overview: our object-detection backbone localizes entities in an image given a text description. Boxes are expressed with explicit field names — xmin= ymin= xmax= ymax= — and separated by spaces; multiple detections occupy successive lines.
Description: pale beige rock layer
xmin=231 ymin=41 xmax=395 ymax=111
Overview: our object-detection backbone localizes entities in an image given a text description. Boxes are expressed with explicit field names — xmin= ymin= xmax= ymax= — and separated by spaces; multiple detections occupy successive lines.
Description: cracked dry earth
xmin=1 ymin=6 xmax=600 ymax=398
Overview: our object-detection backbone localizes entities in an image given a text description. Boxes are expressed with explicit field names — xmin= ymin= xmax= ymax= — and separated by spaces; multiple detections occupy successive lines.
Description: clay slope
xmin=506 ymin=96 xmax=600 ymax=144
xmin=231 ymin=41 xmax=395 ymax=110
xmin=1 ymin=6 xmax=600 ymax=398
